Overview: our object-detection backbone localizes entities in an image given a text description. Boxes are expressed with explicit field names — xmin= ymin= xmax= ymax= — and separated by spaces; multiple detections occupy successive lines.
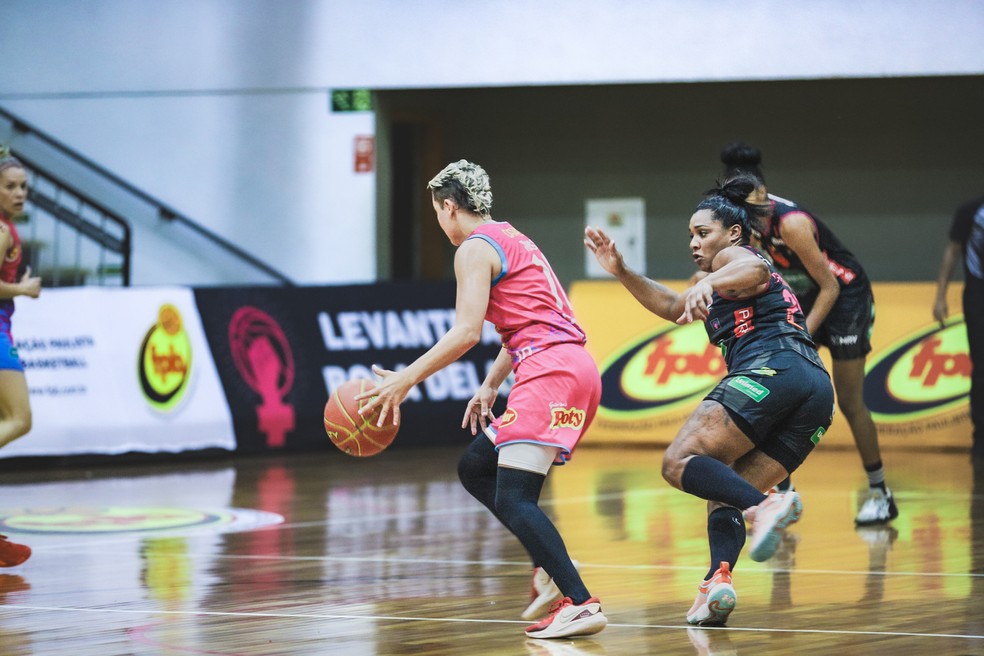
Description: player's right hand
xmin=932 ymin=297 xmax=948 ymax=325
xmin=462 ymin=384 xmax=497 ymax=436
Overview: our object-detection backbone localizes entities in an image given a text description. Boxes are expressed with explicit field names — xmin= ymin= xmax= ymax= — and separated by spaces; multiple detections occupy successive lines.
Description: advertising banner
xmin=6 ymin=287 xmax=235 ymax=458
xmin=193 ymin=282 xmax=504 ymax=454
xmin=570 ymin=280 xmax=971 ymax=451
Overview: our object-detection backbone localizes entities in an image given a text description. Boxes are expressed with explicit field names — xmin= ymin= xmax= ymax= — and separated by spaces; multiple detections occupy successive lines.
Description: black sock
xmin=705 ymin=507 xmax=746 ymax=580
xmin=776 ymin=476 xmax=792 ymax=492
xmin=495 ymin=466 xmax=590 ymax=605
xmin=681 ymin=455 xmax=767 ymax=510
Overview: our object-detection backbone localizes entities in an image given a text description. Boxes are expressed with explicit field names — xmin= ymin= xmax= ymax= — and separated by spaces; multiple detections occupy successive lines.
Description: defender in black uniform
xmin=721 ymin=142 xmax=898 ymax=527
xmin=585 ymin=176 xmax=834 ymax=627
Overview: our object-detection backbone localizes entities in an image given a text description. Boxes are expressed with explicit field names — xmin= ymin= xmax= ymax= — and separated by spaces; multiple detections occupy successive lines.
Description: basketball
xmin=323 ymin=378 xmax=399 ymax=457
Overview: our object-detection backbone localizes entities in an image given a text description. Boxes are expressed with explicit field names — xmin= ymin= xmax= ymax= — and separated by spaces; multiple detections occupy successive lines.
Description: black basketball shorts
xmin=705 ymin=351 xmax=835 ymax=473
xmin=811 ymin=284 xmax=875 ymax=360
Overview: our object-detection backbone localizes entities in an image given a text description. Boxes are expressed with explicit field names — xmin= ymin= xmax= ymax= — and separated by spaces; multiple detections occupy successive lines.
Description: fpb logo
xmin=138 ymin=304 xmax=192 ymax=412
xmin=864 ymin=319 xmax=971 ymax=422
xmin=599 ymin=322 xmax=724 ymax=417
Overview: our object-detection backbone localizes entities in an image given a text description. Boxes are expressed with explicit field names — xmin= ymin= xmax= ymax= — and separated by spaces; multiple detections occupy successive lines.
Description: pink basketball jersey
xmin=467 ymin=222 xmax=586 ymax=365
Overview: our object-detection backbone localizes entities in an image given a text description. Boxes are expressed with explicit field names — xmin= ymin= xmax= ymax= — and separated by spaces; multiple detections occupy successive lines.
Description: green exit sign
xmin=330 ymin=89 xmax=373 ymax=112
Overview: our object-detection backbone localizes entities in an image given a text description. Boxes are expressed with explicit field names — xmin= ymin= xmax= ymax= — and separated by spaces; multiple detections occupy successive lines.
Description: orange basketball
xmin=323 ymin=378 xmax=400 ymax=457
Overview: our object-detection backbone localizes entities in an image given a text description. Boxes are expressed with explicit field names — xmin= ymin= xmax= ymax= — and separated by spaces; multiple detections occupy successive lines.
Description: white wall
xmin=0 ymin=0 xmax=376 ymax=285
xmin=0 ymin=0 xmax=980 ymax=285
xmin=322 ymin=0 xmax=984 ymax=87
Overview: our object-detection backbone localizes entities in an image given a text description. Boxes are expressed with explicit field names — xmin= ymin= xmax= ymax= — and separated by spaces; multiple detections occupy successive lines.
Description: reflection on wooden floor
xmin=0 ymin=443 xmax=980 ymax=655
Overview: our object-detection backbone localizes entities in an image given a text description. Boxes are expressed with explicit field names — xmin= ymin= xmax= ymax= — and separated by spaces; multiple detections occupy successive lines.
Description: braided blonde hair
xmin=427 ymin=159 xmax=493 ymax=217
xmin=0 ymin=145 xmax=23 ymax=175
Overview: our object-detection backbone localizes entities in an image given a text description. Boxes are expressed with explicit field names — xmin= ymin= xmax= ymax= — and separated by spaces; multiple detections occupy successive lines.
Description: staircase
xmin=14 ymin=152 xmax=130 ymax=286
xmin=0 ymin=105 xmax=294 ymax=287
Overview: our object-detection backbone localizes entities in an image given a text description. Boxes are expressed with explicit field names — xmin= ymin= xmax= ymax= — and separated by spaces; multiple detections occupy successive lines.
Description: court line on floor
xmin=21 ymin=541 xmax=984 ymax=579
xmin=1 ymin=604 xmax=981 ymax=642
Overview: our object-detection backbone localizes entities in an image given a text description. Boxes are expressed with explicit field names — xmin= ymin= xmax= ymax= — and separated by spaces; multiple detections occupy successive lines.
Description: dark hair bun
xmin=714 ymin=175 xmax=758 ymax=204
xmin=720 ymin=142 xmax=762 ymax=168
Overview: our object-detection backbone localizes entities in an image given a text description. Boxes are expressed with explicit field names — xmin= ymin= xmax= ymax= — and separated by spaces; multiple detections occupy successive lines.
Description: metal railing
xmin=0 ymin=105 xmax=294 ymax=286
xmin=15 ymin=152 xmax=131 ymax=286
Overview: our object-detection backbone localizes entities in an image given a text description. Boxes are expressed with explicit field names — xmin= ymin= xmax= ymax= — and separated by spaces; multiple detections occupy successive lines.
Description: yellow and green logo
xmin=598 ymin=322 xmax=724 ymax=417
xmin=864 ymin=318 xmax=970 ymax=422
xmin=0 ymin=507 xmax=284 ymax=535
xmin=138 ymin=303 xmax=192 ymax=411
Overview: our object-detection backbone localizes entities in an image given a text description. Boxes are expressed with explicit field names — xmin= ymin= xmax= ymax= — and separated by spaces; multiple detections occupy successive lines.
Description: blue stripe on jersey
xmin=467 ymin=233 xmax=508 ymax=286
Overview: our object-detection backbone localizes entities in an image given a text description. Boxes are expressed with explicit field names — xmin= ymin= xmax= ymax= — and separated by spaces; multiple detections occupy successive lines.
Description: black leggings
xmin=457 ymin=436 xmax=590 ymax=604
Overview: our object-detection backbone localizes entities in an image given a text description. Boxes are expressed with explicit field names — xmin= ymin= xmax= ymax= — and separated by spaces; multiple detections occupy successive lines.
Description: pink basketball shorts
xmin=490 ymin=342 xmax=601 ymax=464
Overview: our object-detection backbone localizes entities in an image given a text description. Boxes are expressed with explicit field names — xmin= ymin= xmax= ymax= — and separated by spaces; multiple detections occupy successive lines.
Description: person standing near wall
xmin=0 ymin=146 xmax=41 ymax=566
xmin=719 ymin=142 xmax=898 ymax=526
xmin=357 ymin=160 xmax=607 ymax=639
xmin=933 ymin=193 xmax=984 ymax=462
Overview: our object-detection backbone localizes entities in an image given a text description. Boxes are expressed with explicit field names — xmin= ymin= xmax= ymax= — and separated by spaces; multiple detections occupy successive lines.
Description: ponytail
xmin=695 ymin=175 xmax=761 ymax=245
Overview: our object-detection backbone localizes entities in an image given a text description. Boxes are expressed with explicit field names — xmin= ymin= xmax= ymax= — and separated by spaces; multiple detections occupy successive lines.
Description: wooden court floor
xmin=0 ymin=442 xmax=980 ymax=656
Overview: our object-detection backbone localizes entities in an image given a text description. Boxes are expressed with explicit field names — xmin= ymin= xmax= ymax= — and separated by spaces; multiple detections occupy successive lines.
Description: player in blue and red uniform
xmin=358 ymin=160 xmax=606 ymax=639
xmin=720 ymin=142 xmax=898 ymax=526
xmin=586 ymin=175 xmax=834 ymax=626
xmin=0 ymin=147 xmax=42 ymax=567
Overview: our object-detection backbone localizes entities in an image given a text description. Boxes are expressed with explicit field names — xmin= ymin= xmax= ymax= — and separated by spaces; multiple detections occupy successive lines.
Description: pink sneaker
xmin=525 ymin=597 xmax=608 ymax=639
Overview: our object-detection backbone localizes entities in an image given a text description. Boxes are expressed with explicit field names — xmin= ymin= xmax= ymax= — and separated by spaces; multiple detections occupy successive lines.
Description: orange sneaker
xmin=0 ymin=535 xmax=31 ymax=567
xmin=686 ymin=561 xmax=737 ymax=626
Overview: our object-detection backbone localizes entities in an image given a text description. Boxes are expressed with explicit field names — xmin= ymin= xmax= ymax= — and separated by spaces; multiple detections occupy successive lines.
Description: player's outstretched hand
xmin=584 ymin=226 xmax=626 ymax=277
xmin=678 ymin=279 xmax=713 ymax=324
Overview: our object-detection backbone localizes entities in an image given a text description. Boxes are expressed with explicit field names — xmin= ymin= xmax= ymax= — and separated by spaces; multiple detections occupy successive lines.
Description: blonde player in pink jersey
xmin=357 ymin=159 xmax=606 ymax=639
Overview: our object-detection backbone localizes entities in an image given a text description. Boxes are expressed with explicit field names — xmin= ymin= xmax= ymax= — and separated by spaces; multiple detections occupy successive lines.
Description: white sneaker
xmin=855 ymin=487 xmax=899 ymax=526
xmin=521 ymin=561 xmax=580 ymax=620
xmin=525 ymin=597 xmax=608 ymax=639
xmin=686 ymin=561 xmax=737 ymax=626
xmin=746 ymin=491 xmax=803 ymax=562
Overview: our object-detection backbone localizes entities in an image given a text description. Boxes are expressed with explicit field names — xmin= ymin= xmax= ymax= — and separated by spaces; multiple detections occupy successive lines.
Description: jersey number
xmin=532 ymin=254 xmax=565 ymax=310
xmin=782 ymin=289 xmax=806 ymax=330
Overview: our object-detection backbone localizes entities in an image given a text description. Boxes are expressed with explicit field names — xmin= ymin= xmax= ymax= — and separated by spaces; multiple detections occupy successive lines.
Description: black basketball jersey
xmin=756 ymin=194 xmax=869 ymax=309
xmin=704 ymin=247 xmax=824 ymax=372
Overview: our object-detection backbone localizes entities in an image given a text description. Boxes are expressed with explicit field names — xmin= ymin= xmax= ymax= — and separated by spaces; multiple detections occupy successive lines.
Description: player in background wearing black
xmin=933 ymin=192 xmax=984 ymax=463
xmin=720 ymin=143 xmax=898 ymax=527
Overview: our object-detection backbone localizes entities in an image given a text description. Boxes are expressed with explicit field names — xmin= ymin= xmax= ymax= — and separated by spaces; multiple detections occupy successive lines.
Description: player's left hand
xmin=462 ymin=385 xmax=497 ymax=436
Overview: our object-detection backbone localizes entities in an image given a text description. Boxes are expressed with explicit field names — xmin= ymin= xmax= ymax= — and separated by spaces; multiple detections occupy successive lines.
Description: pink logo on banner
xmin=228 ymin=307 xmax=296 ymax=448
